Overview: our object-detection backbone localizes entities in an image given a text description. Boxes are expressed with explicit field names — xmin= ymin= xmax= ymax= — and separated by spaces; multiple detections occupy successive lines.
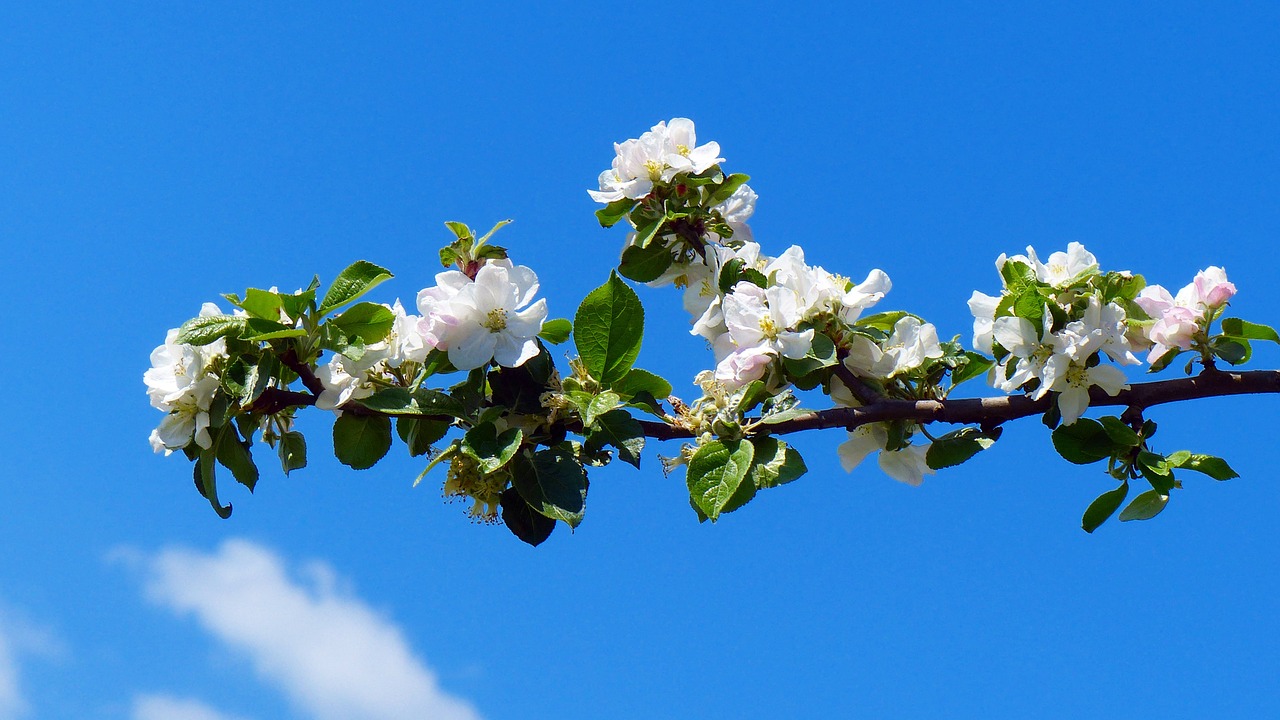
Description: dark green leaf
xmin=1082 ymin=482 xmax=1129 ymax=533
xmin=319 ymin=261 xmax=393 ymax=316
xmin=686 ymin=439 xmax=756 ymax=521
xmin=278 ymin=431 xmax=307 ymax=475
xmin=500 ymin=487 xmax=556 ymax=546
xmin=176 ymin=314 xmax=247 ymax=346
xmin=718 ymin=258 xmax=746 ymax=294
xmin=618 ymin=243 xmax=674 ymax=283
xmin=396 ymin=417 xmax=449 ymax=458
xmin=1211 ymin=337 xmax=1251 ymax=365
xmin=1051 ymin=418 xmax=1115 ymax=465
xmin=1118 ymin=489 xmax=1169 ymax=522
xmin=194 ymin=450 xmax=232 ymax=519
xmin=925 ymin=427 xmax=999 ymax=470
xmin=511 ymin=449 xmax=588 ymax=528
xmin=538 ymin=318 xmax=572 ymax=345
xmin=460 ymin=423 xmax=523 ymax=474
xmin=586 ymin=408 xmax=646 ymax=469
xmin=332 ymin=414 xmax=392 ymax=470
xmin=215 ymin=427 xmax=259 ymax=491
xmin=1098 ymin=416 xmax=1141 ymax=448
xmin=574 ymin=271 xmax=645 ymax=385
xmin=360 ymin=388 xmax=466 ymax=417
xmin=594 ymin=198 xmax=636 ymax=228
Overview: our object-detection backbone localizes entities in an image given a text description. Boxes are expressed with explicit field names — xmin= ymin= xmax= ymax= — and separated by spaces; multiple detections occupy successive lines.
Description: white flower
xmin=998 ymin=243 xmax=1098 ymax=287
xmin=145 ymin=303 xmax=228 ymax=454
xmin=721 ymin=282 xmax=814 ymax=360
xmin=1043 ymin=357 xmax=1129 ymax=425
xmin=968 ymin=290 xmax=1000 ymax=355
xmin=1055 ymin=297 xmax=1140 ymax=366
xmin=837 ymin=423 xmax=935 ymax=486
xmin=710 ymin=183 xmax=757 ymax=243
xmin=387 ymin=300 xmax=429 ymax=367
xmin=440 ymin=263 xmax=548 ymax=370
xmin=314 ymin=352 xmax=383 ymax=412
xmin=873 ymin=317 xmax=943 ymax=378
xmin=662 ymin=118 xmax=724 ymax=177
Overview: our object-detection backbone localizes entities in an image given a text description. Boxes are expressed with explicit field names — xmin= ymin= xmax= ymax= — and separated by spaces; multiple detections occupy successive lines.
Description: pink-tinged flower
xmin=1193 ymin=266 xmax=1236 ymax=309
xmin=713 ymin=345 xmax=774 ymax=387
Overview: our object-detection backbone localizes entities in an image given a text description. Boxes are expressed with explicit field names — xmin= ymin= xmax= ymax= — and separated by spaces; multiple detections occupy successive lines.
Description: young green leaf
xmin=574 ymin=271 xmax=645 ymax=385
xmin=537 ymin=318 xmax=572 ymax=345
xmin=176 ymin=314 xmax=247 ymax=346
xmin=1171 ymin=453 xmax=1239 ymax=481
xmin=330 ymin=302 xmax=396 ymax=344
xmin=1118 ymin=489 xmax=1169 ymax=522
xmin=318 ymin=261 xmax=393 ymax=316
xmin=1221 ymin=317 xmax=1280 ymax=343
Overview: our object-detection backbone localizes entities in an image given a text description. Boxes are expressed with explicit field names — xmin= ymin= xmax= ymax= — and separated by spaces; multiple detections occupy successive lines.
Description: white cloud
xmin=0 ymin=622 xmax=26 ymax=720
xmin=138 ymin=539 xmax=481 ymax=720
xmin=132 ymin=694 xmax=249 ymax=720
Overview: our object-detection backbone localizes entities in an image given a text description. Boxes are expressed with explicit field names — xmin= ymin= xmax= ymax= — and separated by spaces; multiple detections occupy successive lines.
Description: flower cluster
xmin=588 ymin=118 xmax=724 ymax=203
xmin=144 ymin=303 xmax=228 ymax=453
xmin=970 ymin=243 xmax=1141 ymax=424
xmin=1135 ymin=267 xmax=1236 ymax=364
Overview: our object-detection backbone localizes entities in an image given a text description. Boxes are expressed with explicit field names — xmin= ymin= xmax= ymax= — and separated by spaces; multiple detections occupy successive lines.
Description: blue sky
xmin=2 ymin=2 xmax=1279 ymax=718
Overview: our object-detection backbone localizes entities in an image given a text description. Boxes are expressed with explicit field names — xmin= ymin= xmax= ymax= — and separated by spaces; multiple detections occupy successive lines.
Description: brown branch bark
xmin=249 ymin=368 xmax=1280 ymax=443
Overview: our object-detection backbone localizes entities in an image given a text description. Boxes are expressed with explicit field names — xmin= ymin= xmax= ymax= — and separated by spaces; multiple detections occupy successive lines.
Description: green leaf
xmin=594 ymin=198 xmax=636 ymax=228
xmin=330 ymin=302 xmax=395 ymax=344
xmin=176 ymin=314 xmax=247 ymax=346
xmin=278 ymin=431 xmax=307 ymax=475
xmin=460 ymin=424 xmax=523 ymax=474
xmin=746 ymin=437 xmax=807 ymax=489
xmin=718 ymin=258 xmax=746 ymax=294
xmin=396 ymin=417 xmax=449 ymax=458
xmin=332 ymin=414 xmax=392 ymax=470
xmin=781 ymin=332 xmax=837 ymax=378
xmin=686 ymin=439 xmax=756 ymax=521
xmin=618 ymin=243 xmax=674 ymax=283
xmin=215 ymin=427 xmax=259 ymax=491
xmin=612 ymin=368 xmax=672 ymax=401
xmin=950 ymin=352 xmax=994 ymax=386
xmin=1172 ymin=453 xmax=1239 ymax=481
xmin=538 ymin=318 xmax=572 ymax=345
xmin=240 ymin=288 xmax=284 ymax=320
xmin=510 ymin=449 xmax=588 ymax=528
xmin=1135 ymin=451 xmax=1175 ymax=493
xmin=488 ymin=349 xmax=555 ymax=414
xmin=1221 ymin=317 xmax=1280 ymax=343
xmin=1210 ymin=336 xmax=1251 ymax=365
xmin=999 ymin=260 xmax=1038 ymax=291
xmin=500 ymin=487 xmax=556 ymax=546
xmin=758 ymin=405 xmax=813 ymax=426
xmin=925 ymin=427 xmax=999 ymax=470
xmin=278 ymin=288 xmax=316 ymax=321
xmin=443 ymin=221 xmax=474 ymax=244
xmin=194 ymin=450 xmax=233 ymax=519
xmin=586 ymin=408 xmax=646 ymax=469
xmin=1051 ymin=418 xmax=1115 ymax=465
xmin=1098 ymin=416 xmax=1141 ymax=448
xmin=582 ymin=391 xmax=622 ymax=427
xmin=1082 ymin=482 xmax=1129 ymax=533
xmin=240 ymin=318 xmax=307 ymax=342
xmin=1118 ymin=489 xmax=1169 ymax=522
xmin=707 ymin=173 xmax=750 ymax=206
xmin=574 ymin=271 xmax=645 ymax=386
xmin=360 ymin=388 xmax=466 ymax=417
xmin=1148 ymin=346 xmax=1184 ymax=373
xmin=318 ymin=261 xmax=393 ymax=316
